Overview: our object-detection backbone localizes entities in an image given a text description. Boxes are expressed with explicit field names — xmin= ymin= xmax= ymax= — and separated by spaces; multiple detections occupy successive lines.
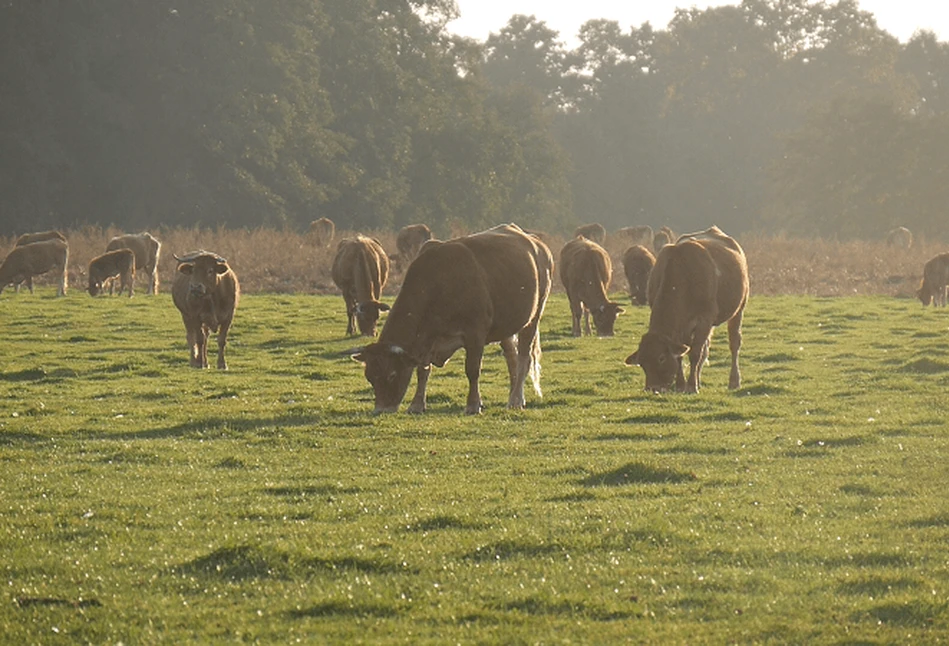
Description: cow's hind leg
xmin=685 ymin=325 xmax=713 ymax=393
xmin=463 ymin=344 xmax=485 ymax=415
xmin=727 ymin=310 xmax=744 ymax=389
xmin=407 ymin=365 xmax=431 ymax=414
xmin=216 ymin=319 xmax=231 ymax=370
xmin=509 ymin=324 xmax=541 ymax=409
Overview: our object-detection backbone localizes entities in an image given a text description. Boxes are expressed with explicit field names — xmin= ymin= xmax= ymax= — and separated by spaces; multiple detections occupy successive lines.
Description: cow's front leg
xmin=216 ymin=319 xmax=232 ymax=370
xmin=463 ymin=344 xmax=485 ymax=415
xmin=198 ymin=325 xmax=210 ymax=368
xmin=26 ymin=276 xmax=34 ymax=294
xmin=727 ymin=312 xmax=743 ymax=389
xmin=685 ymin=327 xmax=712 ymax=393
xmin=406 ymin=364 xmax=431 ymax=413
xmin=568 ymin=295 xmax=583 ymax=337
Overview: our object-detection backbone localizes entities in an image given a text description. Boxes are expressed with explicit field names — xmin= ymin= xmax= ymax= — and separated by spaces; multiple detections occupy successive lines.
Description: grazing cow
xmin=653 ymin=229 xmax=672 ymax=253
xmin=394 ymin=223 xmax=433 ymax=271
xmin=88 ymin=249 xmax=135 ymax=297
xmin=106 ymin=232 xmax=161 ymax=294
xmin=574 ymin=223 xmax=606 ymax=245
xmin=13 ymin=230 xmax=67 ymax=292
xmin=626 ymin=226 xmax=749 ymax=393
xmin=622 ymin=244 xmax=656 ymax=306
xmin=308 ymin=217 xmax=335 ymax=248
xmin=886 ymin=226 xmax=913 ymax=249
xmin=353 ymin=223 xmax=553 ymax=415
xmin=917 ymin=252 xmax=949 ymax=306
xmin=560 ymin=236 xmax=624 ymax=336
xmin=0 ymin=238 xmax=68 ymax=296
xmin=171 ymin=251 xmax=240 ymax=369
xmin=331 ymin=235 xmax=391 ymax=337
xmin=616 ymin=225 xmax=654 ymax=248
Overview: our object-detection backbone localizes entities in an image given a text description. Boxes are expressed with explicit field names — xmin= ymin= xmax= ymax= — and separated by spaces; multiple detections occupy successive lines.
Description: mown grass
xmin=2 ymin=288 xmax=949 ymax=643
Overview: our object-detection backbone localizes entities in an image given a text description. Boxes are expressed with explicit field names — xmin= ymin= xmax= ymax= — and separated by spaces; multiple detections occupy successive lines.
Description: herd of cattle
xmin=2 ymin=221 xmax=948 ymax=414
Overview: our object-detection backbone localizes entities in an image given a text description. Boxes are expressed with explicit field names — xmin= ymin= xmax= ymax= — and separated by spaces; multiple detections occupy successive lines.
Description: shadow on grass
xmin=579 ymin=462 xmax=696 ymax=487
xmin=853 ymin=601 xmax=946 ymax=627
xmin=0 ymin=431 xmax=48 ymax=445
xmin=264 ymin=484 xmax=361 ymax=498
xmin=464 ymin=540 xmax=565 ymax=562
xmin=404 ymin=515 xmax=486 ymax=532
xmin=82 ymin=413 xmax=336 ymax=440
xmin=837 ymin=576 xmax=922 ymax=597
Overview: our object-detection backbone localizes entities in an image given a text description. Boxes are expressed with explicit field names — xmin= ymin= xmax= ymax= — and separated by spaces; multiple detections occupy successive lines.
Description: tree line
xmin=1 ymin=0 xmax=947 ymax=241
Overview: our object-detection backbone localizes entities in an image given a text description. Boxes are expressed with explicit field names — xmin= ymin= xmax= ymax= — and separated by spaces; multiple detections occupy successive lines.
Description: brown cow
xmin=0 ymin=238 xmax=68 ymax=296
xmin=653 ymin=229 xmax=672 ymax=253
xmin=88 ymin=249 xmax=135 ymax=297
xmin=171 ymin=251 xmax=240 ymax=369
xmin=308 ymin=217 xmax=335 ymax=248
xmin=331 ymin=235 xmax=390 ymax=337
xmin=13 ymin=230 xmax=67 ymax=293
xmin=917 ymin=252 xmax=949 ymax=306
xmin=560 ymin=236 xmax=624 ymax=336
xmin=616 ymin=225 xmax=654 ymax=248
xmin=574 ymin=223 xmax=606 ymax=245
xmin=394 ymin=223 xmax=433 ymax=271
xmin=622 ymin=244 xmax=656 ymax=306
xmin=625 ymin=226 xmax=749 ymax=393
xmin=886 ymin=226 xmax=913 ymax=249
xmin=106 ymin=232 xmax=161 ymax=294
xmin=353 ymin=223 xmax=553 ymax=415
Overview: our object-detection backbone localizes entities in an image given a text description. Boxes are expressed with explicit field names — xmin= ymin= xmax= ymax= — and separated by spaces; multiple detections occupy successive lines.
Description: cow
xmin=560 ymin=236 xmax=624 ymax=336
xmin=886 ymin=226 xmax=913 ymax=249
xmin=106 ymin=232 xmax=161 ymax=295
xmin=171 ymin=251 xmax=240 ymax=369
xmin=574 ymin=223 xmax=606 ymax=245
xmin=616 ymin=225 xmax=654 ymax=248
xmin=88 ymin=249 xmax=135 ymax=297
xmin=653 ymin=229 xmax=672 ymax=253
xmin=0 ymin=238 xmax=68 ymax=296
xmin=625 ymin=226 xmax=749 ymax=394
xmin=331 ymin=235 xmax=390 ymax=337
xmin=622 ymin=244 xmax=656 ymax=306
xmin=12 ymin=230 xmax=67 ymax=293
xmin=394 ymin=223 xmax=433 ymax=271
xmin=308 ymin=217 xmax=335 ymax=248
xmin=352 ymin=223 xmax=553 ymax=415
xmin=917 ymin=252 xmax=949 ymax=306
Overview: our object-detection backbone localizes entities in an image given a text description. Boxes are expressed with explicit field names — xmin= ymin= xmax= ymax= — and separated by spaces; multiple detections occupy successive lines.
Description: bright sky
xmin=448 ymin=0 xmax=948 ymax=44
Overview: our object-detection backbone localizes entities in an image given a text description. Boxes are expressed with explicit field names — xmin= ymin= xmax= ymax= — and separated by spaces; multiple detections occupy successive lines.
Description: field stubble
xmin=3 ymin=225 xmax=944 ymax=298
xmin=1 ymin=279 xmax=949 ymax=642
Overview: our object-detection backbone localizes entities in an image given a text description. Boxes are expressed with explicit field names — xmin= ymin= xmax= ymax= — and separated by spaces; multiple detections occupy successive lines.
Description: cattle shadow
xmin=82 ymin=413 xmax=322 ymax=441
xmin=578 ymin=462 xmax=696 ymax=487
xmin=288 ymin=601 xmax=399 ymax=619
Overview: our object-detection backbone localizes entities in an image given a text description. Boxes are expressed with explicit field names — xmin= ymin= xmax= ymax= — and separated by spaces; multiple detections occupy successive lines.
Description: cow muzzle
xmin=189 ymin=283 xmax=208 ymax=296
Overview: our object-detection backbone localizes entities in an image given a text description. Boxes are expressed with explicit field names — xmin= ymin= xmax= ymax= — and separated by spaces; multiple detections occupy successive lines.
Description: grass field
xmin=1 ymin=289 xmax=949 ymax=643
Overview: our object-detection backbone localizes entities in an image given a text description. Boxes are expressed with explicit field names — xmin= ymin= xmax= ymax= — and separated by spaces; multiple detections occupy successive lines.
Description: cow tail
xmin=529 ymin=329 xmax=542 ymax=398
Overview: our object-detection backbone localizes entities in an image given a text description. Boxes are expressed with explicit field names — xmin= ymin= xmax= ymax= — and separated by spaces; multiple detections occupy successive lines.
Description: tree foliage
xmin=2 ymin=0 xmax=948 ymax=241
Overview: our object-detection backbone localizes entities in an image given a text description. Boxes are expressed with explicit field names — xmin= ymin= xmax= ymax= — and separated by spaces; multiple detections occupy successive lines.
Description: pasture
xmin=1 ymin=289 xmax=949 ymax=643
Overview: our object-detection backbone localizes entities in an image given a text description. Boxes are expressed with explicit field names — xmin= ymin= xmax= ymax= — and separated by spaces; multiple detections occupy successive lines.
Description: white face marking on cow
xmin=389 ymin=345 xmax=405 ymax=355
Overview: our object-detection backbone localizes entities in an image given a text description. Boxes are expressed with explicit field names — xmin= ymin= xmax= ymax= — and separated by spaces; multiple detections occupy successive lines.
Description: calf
xmin=171 ymin=251 xmax=240 ymax=369
xmin=0 ymin=238 xmax=68 ymax=296
xmin=560 ymin=236 xmax=624 ymax=336
xmin=622 ymin=244 xmax=656 ymax=306
xmin=353 ymin=224 xmax=553 ymax=415
xmin=626 ymin=226 xmax=749 ymax=393
xmin=918 ymin=252 xmax=949 ymax=306
xmin=88 ymin=249 xmax=136 ymax=297
xmin=331 ymin=236 xmax=390 ymax=336
xmin=308 ymin=217 xmax=335 ymax=248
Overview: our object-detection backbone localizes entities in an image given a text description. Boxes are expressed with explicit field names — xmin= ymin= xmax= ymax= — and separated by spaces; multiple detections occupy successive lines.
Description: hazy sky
xmin=448 ymin=0 xmax=948 ymax=44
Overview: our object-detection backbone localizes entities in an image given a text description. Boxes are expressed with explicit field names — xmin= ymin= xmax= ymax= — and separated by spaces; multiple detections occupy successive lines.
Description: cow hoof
xmin=464 ymin=405 xmax=483 ymax=415
xmin=406 ymin=404 xmax=425 ymax=414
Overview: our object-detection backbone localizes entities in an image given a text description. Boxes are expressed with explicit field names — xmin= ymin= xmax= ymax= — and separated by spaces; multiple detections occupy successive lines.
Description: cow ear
xmin=215 ymin=262 xmax=229 ymax=275
xmin=378 ymin=302 xmax=390 ymax=312
xmin=625 ymin=351 xmax=639 ymax=366
xmin=177 ymin=263 xmax=194 ymax=275
xmin=672 ymin=343 xmax=690 ymax=357
xmin=611 ymin=303 xmax=625 ymax=315
xmin=351 ymin=351 xmax=366 ymax=364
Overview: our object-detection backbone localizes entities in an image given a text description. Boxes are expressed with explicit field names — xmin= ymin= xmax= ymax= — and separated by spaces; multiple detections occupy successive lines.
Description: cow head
xmin=917 ymin=284 xmax=933 ymax=306
xmin=88 ymin=273 xmax=103 ymax=297
xmin=591 ymin=302 xmax=625 ymax=336
xmin=625 ymin=332 xmax=689 ymax=393
xmin=175 ymin=252 xmax=229 ymax=296
xmin=354 ymin=300 xmax=391 ymax=337
xmin=352 ymin=343 xmax=418 ymax=413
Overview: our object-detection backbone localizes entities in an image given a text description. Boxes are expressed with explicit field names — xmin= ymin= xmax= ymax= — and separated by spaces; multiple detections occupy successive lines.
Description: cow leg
xmin=27 ymin=276 xmax=34 ymax=294
xmin=198 ymin=325 xmax=210 ymax=368
xmin=500 ymin=335 xmax=523 ymax=408
xmin=582 ymin=306 xmax=592 ymax=336
xmin=675 ymin=356 xmax=686 ymax=392
xmin=216 ymin=319 xmax=231 ymax=370
xmin=685 ymin=326 xmax=712 ymax=393
xmin=726 ymin=312 xmax=743 ymax=389
xmin=463 ymin=344 xmax=485 ymax=415
xmin=406 ymin=364 xmax=431 ymax=414
xmin=344 ymin=292 xmax=356 ymax=336
xmin=568 ymin=294 xmax=583 ymax=337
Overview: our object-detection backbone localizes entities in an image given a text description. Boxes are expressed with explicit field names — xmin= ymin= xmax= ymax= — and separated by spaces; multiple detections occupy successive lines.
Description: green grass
xmin=2 ymin=289 xmax=949 ymax=643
